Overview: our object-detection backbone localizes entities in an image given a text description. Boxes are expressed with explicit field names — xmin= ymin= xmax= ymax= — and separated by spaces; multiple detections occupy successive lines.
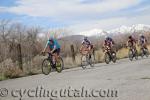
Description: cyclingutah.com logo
xmin=0 ymin=86 xmax=118 ymax=100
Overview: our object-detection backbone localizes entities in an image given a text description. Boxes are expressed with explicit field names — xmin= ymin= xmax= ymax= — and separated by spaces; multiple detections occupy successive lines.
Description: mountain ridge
xmin=79 ymin=24 xmax=150 ymax=37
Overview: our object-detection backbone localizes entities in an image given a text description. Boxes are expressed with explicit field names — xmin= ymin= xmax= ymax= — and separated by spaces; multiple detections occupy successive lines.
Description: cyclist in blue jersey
xmin=42 ymin=37 xmax=61 ymax=64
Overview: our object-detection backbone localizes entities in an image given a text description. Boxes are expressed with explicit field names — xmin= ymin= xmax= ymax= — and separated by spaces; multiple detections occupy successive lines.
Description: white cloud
xmin=1 ymin=0 xmax=150 ymax=35
xmin=1 ymin=0 xmax=142 ymax=18
xmin=69 ymin=17 xmax=128 ymax=33
xmin=69 ymin=13 xmax=150 ymax=35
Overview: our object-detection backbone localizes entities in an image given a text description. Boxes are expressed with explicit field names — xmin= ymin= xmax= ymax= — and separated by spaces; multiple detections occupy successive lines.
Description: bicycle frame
xmin=43 ymin=52 xmax=56 ymax=68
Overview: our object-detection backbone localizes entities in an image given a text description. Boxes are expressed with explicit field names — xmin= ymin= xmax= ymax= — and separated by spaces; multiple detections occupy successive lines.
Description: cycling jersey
xmin=128 ymin=38 xmax=136 ymax=47
xmin=139 ymin=36 xmax=147 ymax=44
xmin=46 ymin=38 xmax=60 ymax=50
xmin=104 ymin=37 xmax=114 ymax=47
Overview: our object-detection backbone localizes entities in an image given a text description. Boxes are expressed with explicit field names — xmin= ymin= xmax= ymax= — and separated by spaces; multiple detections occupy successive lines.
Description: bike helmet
xmin=105 ymin=36 xmax=110 ymax=40
xmin=139 ymin=34 xmax=144 ymax=38
xmin=49 ymin=37 xmax=54 ymax=42
xmin=83 ymin=36 xmax=88 ymax=40
xmin=128 ymin=35 xmax=132 ymax=39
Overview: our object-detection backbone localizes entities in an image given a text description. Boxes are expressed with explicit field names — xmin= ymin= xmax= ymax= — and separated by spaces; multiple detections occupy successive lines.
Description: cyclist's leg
xmin=110 ymin=45 xmax=113 ymax=54
xmin=53 ymin=48 xmax=60 ymax=62
xmin=80 ymin=45 xmax=84 ymax=53
xmin=134 ymin=45 xmax=137 ymax=51
xmin=85 ymin=45 xmax=91 ymax=59
xmin=88 ymin=49 xmax=92 ymax=59
xmin=81 ymin=45 xmax=89 ymax=55
xmin=46 ymin=47 xmax=52 ymax=58
xmin=129 ymin=46 xmax=133 ymax=52
xmin=133 ymin=45 xmax=138 ymax=55
xmin=51 ymin=49 xmax=57 ymax=65
xmin=88 ymin=45 xmax=91 ymax=54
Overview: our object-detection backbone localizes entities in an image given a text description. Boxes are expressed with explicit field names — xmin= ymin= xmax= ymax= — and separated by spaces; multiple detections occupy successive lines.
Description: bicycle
xmin=80 ymin=48 xmax=95 ymax=69
xmin=140 ymin=44 xmax=149 ymax=58
xmin=104 ymin=46 xmax=117 ymax=64
xmin=41 ymin=52 xmax=64 ymax=75
xmin=128 ymin=46 xmax=138 ymax=61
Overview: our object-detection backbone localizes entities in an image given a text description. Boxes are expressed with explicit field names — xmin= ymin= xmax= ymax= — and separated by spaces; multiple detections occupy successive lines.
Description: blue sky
xmin=0 ymin=0 xmax=150 ymax=34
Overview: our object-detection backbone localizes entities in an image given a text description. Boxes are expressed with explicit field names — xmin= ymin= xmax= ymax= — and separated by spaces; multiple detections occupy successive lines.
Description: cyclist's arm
xmin=112 ymin=40 xmax=115 ymax=45
xmin=81 ymin=40 xmax=85 ymax=45
xmin=80 ymin=45 xmax=83 ymax=52
xmin=88 ymin=40 xmax=92 ymax=45
xmin=103 ymin=40 xmax=107 ymax=47
xmin=102 ymin=41 xmax=106 ymax=50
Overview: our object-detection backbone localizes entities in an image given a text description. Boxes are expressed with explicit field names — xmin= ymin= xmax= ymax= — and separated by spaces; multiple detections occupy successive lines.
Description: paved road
xmin=0 ymin=57 xmax=150 ymax=100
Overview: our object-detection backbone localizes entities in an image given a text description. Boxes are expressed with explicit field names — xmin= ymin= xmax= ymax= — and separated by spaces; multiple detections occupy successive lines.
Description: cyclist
xmin=80 ymin=36 xmax=93 ymax=56
xmin=80 ymin=36 xmax=92 ymax=51
xmin=103 ymin=36 xmax=115 ymax=52
xmin=42 ymin=37 xmax=61 ymax=65
xmin=126 ymin=35 xmax=137 ymax=51
xmin=138 ymin=34 xmax=148 ymax=50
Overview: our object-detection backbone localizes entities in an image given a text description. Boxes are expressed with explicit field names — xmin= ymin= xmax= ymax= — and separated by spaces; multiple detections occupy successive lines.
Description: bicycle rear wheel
xmin=105 ymin=52 xmax=110 ymax=64
xmin=42 ymin=59 xmax=51 ymax=75
xmin=145 ymin=49 xmax=149 ymax=57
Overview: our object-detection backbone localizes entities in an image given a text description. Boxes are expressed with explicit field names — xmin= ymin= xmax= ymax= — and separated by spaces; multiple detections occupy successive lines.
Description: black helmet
xmin=128 ymin=35 xmax=132 ymax=39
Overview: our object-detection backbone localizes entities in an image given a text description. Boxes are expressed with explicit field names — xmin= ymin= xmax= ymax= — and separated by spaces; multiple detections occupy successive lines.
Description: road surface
xmin=0 ymin=57 xmax=150 ymax=100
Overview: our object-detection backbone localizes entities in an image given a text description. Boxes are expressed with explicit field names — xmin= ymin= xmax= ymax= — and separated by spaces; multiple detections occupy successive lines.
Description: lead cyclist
xmin=42 ymin=37 xmax=61 ymax=65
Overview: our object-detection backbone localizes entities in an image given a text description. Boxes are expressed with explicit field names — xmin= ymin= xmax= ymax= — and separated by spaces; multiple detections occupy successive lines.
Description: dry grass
xmin=0 ymin=61 xmax=24 ymax=79
xmin=63 ymin=54 xmax=82 ymax=69
xmin=0 ymin=59 xmax=23 ymax=80
xmin=94 ymin=49 xmax=104 ymax=63
xmin=4 ymin=66 xmax=23 ymax=79
xmin=117 ymin=48 xmax=128 ymax=59
xmin=147 ymin=45 xmax=150 ymax=52
xmin=0 ymin=73 xmax=7 ymax=81
xmin=23 ymin=55 xmax=44 ymax=75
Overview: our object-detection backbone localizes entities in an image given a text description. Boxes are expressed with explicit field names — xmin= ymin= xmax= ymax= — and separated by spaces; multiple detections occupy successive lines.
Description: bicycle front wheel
xmin=81 ymin=55 xmax=88 ymax=69
xmin=42 ymin=59 xmax=51 ymax=75
xmin=128 ymin=50 xmax=133 ymax=61
xmin=105 ymin=52 xmax=110 ymax=64
xmin=89 ymin=54 xmax=95 ymax=67
xmin=56 ymin=57 xmax=64 ymax=73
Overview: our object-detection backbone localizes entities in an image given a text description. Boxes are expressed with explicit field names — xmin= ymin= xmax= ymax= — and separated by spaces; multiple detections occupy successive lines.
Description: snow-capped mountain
xmin=79 ymin=29 xmax=108 ymax=37
xmin=79 ymin=24 xmax=150 ymax=37
xmin=109 ymin=24 xmax=150 ymax=35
